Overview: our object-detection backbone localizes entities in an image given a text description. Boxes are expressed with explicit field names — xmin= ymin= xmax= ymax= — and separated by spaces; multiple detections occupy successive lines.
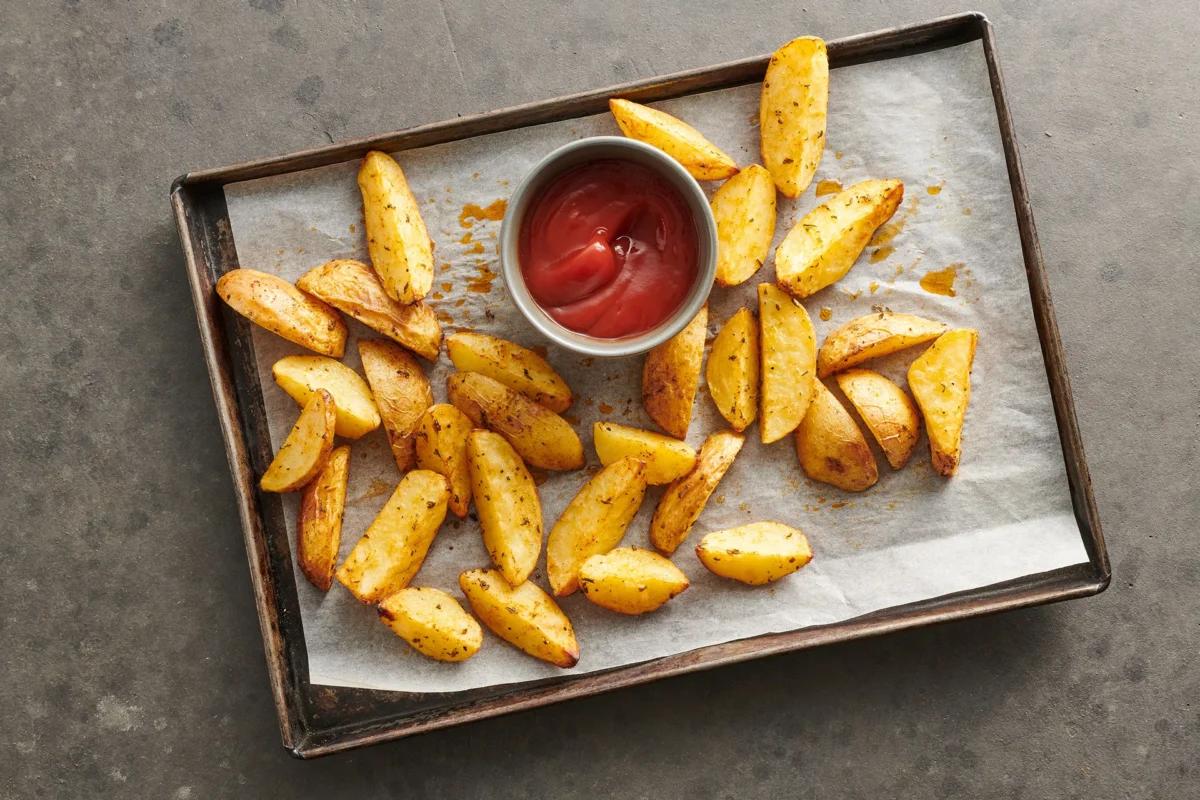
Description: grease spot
xmin=814 ymin=179 xmax=842 ymax=197
xmin=459 ymin=199 xmax=507 ymax=229
xmin=920 ymin=264 xmax=960 ymax=297
xmin=294 ymin=75 xmax=323 ymax=106
xmin=598 ymin=402 xmax=614 ymax=414
xmin=818 ymin=306 xmax=832 ymax=321
xmin=926 ymin=183 xmax=943 ymax=195
xmin=868 ymin=246 xmax=894 ymax=263
xmin=153 ymin=18 xmax=184 ymax=48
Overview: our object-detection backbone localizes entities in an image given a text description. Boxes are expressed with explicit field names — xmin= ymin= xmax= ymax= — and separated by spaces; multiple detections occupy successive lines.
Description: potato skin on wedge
xmin=359 ymin=339 xmax=433 ymax=472
xmin=650 ymin=430 xmax=745 ymax=555
xmin=758 ymin=284 xmax=816 ymax=443
xmin=579 ymin=547 xmax=689 ymax=615
xmin=260 ymin=389 xmax=337 ymax=493
xmin=696 ymin=522 xmax=812 ymax=585
xmin=712 ymin=165 xmax=777 ymax=287
xmin=795 ymin=380 xmax=878 ymax=492
xmin=642 ymin=305 xmax=707 ymax=440
xmin=216 ymin=268 xmax=347 ymax=357
xmin=467 ymin=430 xmax=543 ymax=586
xmin=908 ymin=329 xmax=978 ymax=477
xmin=706 ymin=306 xmax=759 ymax=432
xmin=592 ymin=421 xmax=697 ymax=486
xmin=446 ymin=331 xmax=572 ymax=413
xmin=835 ymin=369 xmax=920 ymax=470
xmin=358 ymin=151 xmax=434 ymax=304
xmin=459 ymin=568 xmax=579 ymax=668
xmin=817 ymin=311 xmax=946 ymax=377
xmin=414 ymin=404 xmax=474 ymax=518
xmin=609 ymin=98 xmax=738 ymax=181
xmin=272 ymin=355 xmax=381 ymax=440
xmin=297 ymin=445 xmax=351 ymax=591
xmin=760 ymin=36 xmax=828 ymax=198
xmin=378 ymin=587 xmax=482 ymax=663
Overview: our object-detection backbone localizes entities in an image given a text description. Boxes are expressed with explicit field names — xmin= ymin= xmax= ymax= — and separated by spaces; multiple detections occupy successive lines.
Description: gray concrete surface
xmin=2 ymin=1 xmax=1196 ymax=797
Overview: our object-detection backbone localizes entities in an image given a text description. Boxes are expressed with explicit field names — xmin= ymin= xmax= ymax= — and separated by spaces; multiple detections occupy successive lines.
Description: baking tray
xmin=169 ymin=12 xmax=1108 ymax=758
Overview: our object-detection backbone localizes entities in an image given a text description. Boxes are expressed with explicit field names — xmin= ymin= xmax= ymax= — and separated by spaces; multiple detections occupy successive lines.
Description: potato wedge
xmin=642 ymin=305 xmax=707 ymax=439
xmin=414 ymin=404 xmax=474 ymax=518
xmin=908 ymin=328 xmax=978 ymax=476
xmin=706 ymin=306 xmax=759 ymax=432
xmin=216 ymin=268 xmax=346 ymax=357
xmin=795 ymin=380 xmax=877 ymax=491
xmin=296 ymin=259 xmax=442 ymax=361
xmin=609 ymin=98 xmax=738 ymax=180
xmin=579 ymin=547 xmax=689 ymax=615
xmin=758 ymin=283 xmax=816 ymax=443
xmin=260 ymin=389 xmax=336 ymax=493
xmin=358 ymin=339 xmax=433 ymax=472
xmin=775 ymin=179 xmax=904 ymax=298
xmin=446 ymin=331 xmax=572 ymax=413
xmin=447 ymin=372 xmax=583 ymax=471
xmin=358 ymin=151 xmax=434 ymax=304
xmin=650 ymin=430 xmax=745 ymax=555
xmin=547 ymin=457 xmax=648 ymax=596
xmin=592 ymin=421 xmax=696 ymax=485
xmin=378 ymin=587 xmax=482 ymax=663
xmin=835 ymin=369 xmax=920 ymax=470
xmin=817 ymin=311 xmax=946 ymax=377
xmin=712 ymin=164 xmax=777 ymax=286
xmin=272 ymin=355 xmax=381 ymax=440
xmin=695 ymin=522 xmax=812 ymax=585
xmin=297 ymin=445 xmax=350 ymax=591
xmin=468 ymin=430 xmax=543 ymax=586
xmin=459 ymin=568 xmax=579 ymax=668
xmin=335 ymin=470 xmax=449 ymax=603
xmin=760 ymin=36 xmax=829 ymax=197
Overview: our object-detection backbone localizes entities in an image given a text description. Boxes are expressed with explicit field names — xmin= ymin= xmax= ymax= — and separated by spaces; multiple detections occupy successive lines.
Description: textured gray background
xmin=1 ymin=1 xmax=1196 ymax=798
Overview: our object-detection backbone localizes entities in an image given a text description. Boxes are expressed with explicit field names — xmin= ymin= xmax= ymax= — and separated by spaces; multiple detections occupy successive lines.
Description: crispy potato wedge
xmin=642 ymin=305 xmax=707 ymax=439
xmin=216 ymin=268 xmax=346 ymax=357
xmin=706 ymin=306 xmax=759 ymax=432
xmin=818 ymin=311 xmax=946 ymax=377
xmin=712 ymin=164 xmax=777 ymax=286
xmin=468 ymin=430 xmax=543 ymax=586
xmin=447 ymin=331 xmax=572 ymax=413
xmin=775 ymin=179 xmax=905 ymax=298
xmin=297 ymin=445 xmax=351 ymax=591
xmin=835 ymin=369 xmax=920 ymax=470
xmin=908 ymin=329 xmax=978 ymax=476
xmin=547 ymin=457 xmax=648 ymax=596
xmin=378 ymin=587 xmax=482 ymax=663
xmin=335 ymin=470 xmax=449 ymax=603
xmin=272 ymin=355 xmax=381 ymax=440
xmin=609 ymin=98 xmax=738 ymax=181
xmin=296 ymin=259 xmax=442 ymax=361
xmin=758 ymin=284 xmax=816 ymax=443
xmin=760 ymin=36 xmax=829 ymax=197
xmin=695 ymin=521 xmax=812 ymax=585
xmin=447 ymin=372 xmax=583 ymax=471
xmin=579 ymin=547 xmax=689 ymax=615
xmin=592 ymin=421 xmax=696 ymax=485
xmin=459 ymin=568 xmax=579 ymax=668
xmin=795 ymin=380 xmax=878 ymax=491
xmin=358 ymin=339 xmax=433 ymax=472
xmin=650 ymin=430 xmax=745 ymax=555
xmin=260 ymin=389 xmax=337 ymax=493
xmin=414 ymin=404 xmax=474 ymax=518
xmin=358 ymin=151 xmax=434 ymax=304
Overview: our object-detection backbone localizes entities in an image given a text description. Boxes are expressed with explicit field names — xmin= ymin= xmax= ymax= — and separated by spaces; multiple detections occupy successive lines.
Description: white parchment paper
xmin=223 ymin=41 xmax=1090 ymax=693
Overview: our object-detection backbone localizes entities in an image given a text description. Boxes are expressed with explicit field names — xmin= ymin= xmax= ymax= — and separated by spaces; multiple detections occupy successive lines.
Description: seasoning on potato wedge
xmin=260 ymin=389 xmax=337 ymax=493
xmin=468 ymin=430 xmax=543 ymax=586
xmin=335 ymin=470 xmax=449 ymax=604
xmin=216 ymin=268 xmax=347 ymax=357
xmin=414 ymin=404 xmax=474 ymax=518
xmin=706 ymin=306 xmax=759 ymax=432
xmin=446 ymin=331 xmax=572 ymax=413
xmin=908 ymin=328 xmax=978 ymax=476
xmin=459 ymin=568 xmax=579 ymax=668
xmin=378 ymin=587 xmax=483 ymax=663
xmin=817 ymin=310 xmax=946 ymax=377
xmin=642 ymin=305 xmax=707 ymax=439
xmin=760 ymin=36 xmax=829 ymax=197
xmin=579 ymin=547 xmax=689 ymax=615
xmin=775 ymin=179 xmax=905 ymax=299
xmin=592 ymin=421 xmax=697 ymax=485
xmin=795 ymin=380 xmax=877 ymax=491
xmin=272 ymin=355 xmax=381 ymax=440
xmin=359 ymin=339 xmax=433 ymax=472
xmin=758 ymin=283 xmax=816 ymax=443
xmin=609 ymin=98 xmax=738 ymax=181
xmin=650 ymin=430 xmax=745 ymax=555
xmin=711 ymin=164 xmax=777 ymax=286
xmin=835 ymin=369 xmax=920 ymax=470
xmin=358 ymin=151 xmax=434 ymax=304
xmin=297 ymin=444 xmax=350 ymax=591
xmin=695 ymin=522 xmax=812 ymax=585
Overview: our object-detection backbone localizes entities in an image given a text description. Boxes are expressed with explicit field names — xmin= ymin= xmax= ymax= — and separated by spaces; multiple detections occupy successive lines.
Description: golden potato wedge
xmin=795 ymin=380 xmax=878 ymax=491
xmin=908 ymin=329 xmax=978 ymax=476
xmin=775 ymin=179 xmax=904 ymax=298
xmin=296 ymin=259 xmax=442 ymax=361
xmin=216 ymin=268 xmax=346 ymax=357
xmin=297 ymin=445 xmax=350 ymax=591
xmin=835 ymin=369 xmax=920 ymax=470
xmin=642 ymin=305 xmax=707 ymax=439
xmin=706 ymin=306 xmax=759 ymax=432
xmin=446 ymin=331 xmax=572 ymax=413
xmin=459 ymin=568 xmax=579 ymax=668
xmin=547 ymin=457 xmax=648 ymax=596
xmin=272 ymin=355 xmax=381 ymax=440
xmin=468 ymin=430 xmax=543 ymax=586
xmin=414 ymin=404 xmax=473 ymax=518
xmin=260 ymin=389 xmax=337 ymax=493
xmin=592 ymin=421 xmax=696 ymax=485
xmin=758 ymin=283 xmax=816 ymax=443
xmin=712 ymin=164 xmax=777 ymax=286
xmin=579 ymin=547 xmax=689 ymax=615
xmin=650 ymin=430 xmax=745 ymax=555
xmin=377 ymin=587 xmax=482 ymax=663
xmin=817 ymin=311 xmax=946 ymax=377
xmin=335 ymin=470 xmax=449 ymax=603
xmin=358 ymin=339 xmax=433 ymax=472
xmin=358 ymin=151 xmax=434 ymax=304
xmin=695 ymin=521 xmax=812 ymax=585
xmin=447 ymin=372 xmax=583 ymax=471
xmin=760 ymin=36 xmax=828 ymax=197
xmin=609 ymin=98 xmax=738 ymax=180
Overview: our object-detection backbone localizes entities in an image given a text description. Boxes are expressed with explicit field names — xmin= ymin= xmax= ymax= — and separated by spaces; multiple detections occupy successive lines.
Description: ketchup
xmin=518 ymin=159 xmax=698 ymax=338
